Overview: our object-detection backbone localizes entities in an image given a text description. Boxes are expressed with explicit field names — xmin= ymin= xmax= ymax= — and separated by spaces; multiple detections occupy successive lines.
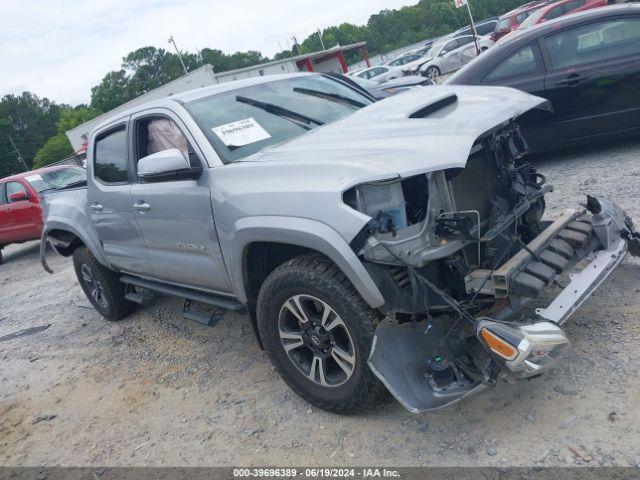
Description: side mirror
xmin=137 ymin=148 xmax=193 ymax=180
xmin=9 ymin=191 xmax=28 ymax=202
xmin=439 ymin=50 xmax=448 ymax=57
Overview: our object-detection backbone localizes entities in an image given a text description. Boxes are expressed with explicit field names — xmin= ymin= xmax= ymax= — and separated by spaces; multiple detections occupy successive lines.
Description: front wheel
xmin=73 ymin=247 xmax=136 ymax=321
xmin=425 ymin=66 xmax=440 ymax=80
xmin=257 ymin=254 xmax=384 ymax=414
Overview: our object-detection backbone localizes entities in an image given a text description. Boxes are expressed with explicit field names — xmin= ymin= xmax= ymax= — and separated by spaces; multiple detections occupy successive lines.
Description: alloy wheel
xmin=278 ymin=294 xmax=356 ymax=387
xmin=80 ymin=264 xmax=109 ymax=309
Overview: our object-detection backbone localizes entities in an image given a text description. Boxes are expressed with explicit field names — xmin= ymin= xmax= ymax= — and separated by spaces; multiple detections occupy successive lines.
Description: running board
xmin=119 ymin=275 xmax=247 ymax=313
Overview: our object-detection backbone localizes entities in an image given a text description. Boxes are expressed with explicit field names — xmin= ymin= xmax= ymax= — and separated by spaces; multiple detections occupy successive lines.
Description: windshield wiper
xmin=235 ymin=95 xmax=324 ymax=129
xmin=293 ymin=87 xmax=367 ymax=108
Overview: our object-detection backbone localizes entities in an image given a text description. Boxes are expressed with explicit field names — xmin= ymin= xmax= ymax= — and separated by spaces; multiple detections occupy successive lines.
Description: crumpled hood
xmin=239 ymin=85 xmax=549 ymax=184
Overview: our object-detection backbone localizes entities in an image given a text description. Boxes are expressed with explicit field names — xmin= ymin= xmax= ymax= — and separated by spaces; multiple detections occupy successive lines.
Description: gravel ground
xmin=1 ymin=137 xmax=639 ymax=467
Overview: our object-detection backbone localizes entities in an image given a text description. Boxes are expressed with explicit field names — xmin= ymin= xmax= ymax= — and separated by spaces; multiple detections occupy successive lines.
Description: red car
xmin=518 ymin=0 xmax=609 ymax=29
xmin=0 ymin=165 xmax=85 ymax=264
xmin=492 ymin=1 xmax=549 ymax=41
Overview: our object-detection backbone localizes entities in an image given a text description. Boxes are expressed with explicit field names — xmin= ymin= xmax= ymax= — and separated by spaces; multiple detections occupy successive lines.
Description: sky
xmin=0 ymin=0 xmax=419 ymax=106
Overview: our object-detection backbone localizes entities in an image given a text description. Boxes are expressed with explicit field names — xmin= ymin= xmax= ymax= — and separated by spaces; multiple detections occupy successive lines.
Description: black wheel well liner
xmin=47 ymin=229 xmax=86 ymax=256
xmin=242 ymin=242 xmax=321 ymax=348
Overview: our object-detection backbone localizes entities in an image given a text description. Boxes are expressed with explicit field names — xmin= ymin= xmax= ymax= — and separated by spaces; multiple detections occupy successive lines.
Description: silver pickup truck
xmin=41 ymin=73 xmax=639 ymax=414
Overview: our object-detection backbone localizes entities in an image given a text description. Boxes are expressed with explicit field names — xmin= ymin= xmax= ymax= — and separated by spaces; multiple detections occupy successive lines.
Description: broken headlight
xmin=476 ymin=318 xmax=569 ymax=379
xmin=343 ymin=179 xmax=408 ymax=235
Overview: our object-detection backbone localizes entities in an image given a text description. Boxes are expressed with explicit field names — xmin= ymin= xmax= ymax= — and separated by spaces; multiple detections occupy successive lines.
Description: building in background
xmin=66 ymin=42 xmax=370 ymax=150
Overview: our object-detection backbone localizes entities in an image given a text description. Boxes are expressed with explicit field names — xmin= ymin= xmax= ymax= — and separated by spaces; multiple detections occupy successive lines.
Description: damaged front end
xmin=345 ymin=125 xmax=639 ymax=413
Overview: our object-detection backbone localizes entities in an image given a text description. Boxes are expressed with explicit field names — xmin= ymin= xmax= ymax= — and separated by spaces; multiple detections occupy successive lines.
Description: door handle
xmin=133 ymin=202 xmax=151 ymax=212
xmin=554 ymin=74 xmax=588 ymax=87
xmin=90 ymin=203 xmax=103 ymax=212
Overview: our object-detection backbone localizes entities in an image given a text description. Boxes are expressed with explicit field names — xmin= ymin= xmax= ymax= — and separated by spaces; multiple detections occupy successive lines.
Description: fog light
xmin=477 ymin=318 xmax=569 ymax=378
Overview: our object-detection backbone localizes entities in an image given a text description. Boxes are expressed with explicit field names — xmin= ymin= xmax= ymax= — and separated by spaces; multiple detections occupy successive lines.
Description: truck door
xmin=88 ymin=123 xmax=151 ymax=274
xmin=128 ymin=111 xmax=232 ymax=293
xmin=3 ymin=180 xmax=41 ymax=242
xmin=0 ymin=183 xmax=9 ymax=244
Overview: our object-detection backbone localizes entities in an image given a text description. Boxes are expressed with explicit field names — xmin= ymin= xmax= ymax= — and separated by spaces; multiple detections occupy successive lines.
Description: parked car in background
xmin=348 ymin=74 xmax=434 ymax=99
xmin=355 ymin=65 xmax=403 ymax=83
xmin=413 ymin=35 xmax=494 ymax=79
xmin=454 ymin=19 xmax=498 ymax=38
xmin=0 ymin=165 xmax=86 ymax=264
xmin=447 ymin=4 xmax=640 ymax=152
xmin=492 ymin=1 xmax=549 ymax=41
xmin=518 ymin=0 xmax=609 ymax=29
xmin=386 ymin=52 xmax=424 ymax=67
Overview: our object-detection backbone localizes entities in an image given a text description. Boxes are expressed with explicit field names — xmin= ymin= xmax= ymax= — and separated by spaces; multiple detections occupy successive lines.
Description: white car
xmin=407 ymin=35 xmax=494 ymax=79
xmin=355 ymin=65 xmax=404 ymax=84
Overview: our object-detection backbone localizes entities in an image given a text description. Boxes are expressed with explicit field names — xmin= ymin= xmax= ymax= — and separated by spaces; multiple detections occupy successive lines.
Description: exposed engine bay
xmin=344 ymin=123 xmax=639 ymax=413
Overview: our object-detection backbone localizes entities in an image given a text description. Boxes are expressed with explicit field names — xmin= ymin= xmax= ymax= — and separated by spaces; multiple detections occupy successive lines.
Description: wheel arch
xmin=229 ymin=216 xmax=385 ymax=310
xmin=41 ymin=219 xmax=109 ymax=272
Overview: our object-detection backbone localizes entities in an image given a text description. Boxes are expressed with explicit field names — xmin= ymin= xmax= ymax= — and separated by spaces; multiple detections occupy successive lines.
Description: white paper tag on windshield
xmin=25 ymin=174 xmax=42 ymax=182
xmin=212 ymin=117 xmax=271 ymax=148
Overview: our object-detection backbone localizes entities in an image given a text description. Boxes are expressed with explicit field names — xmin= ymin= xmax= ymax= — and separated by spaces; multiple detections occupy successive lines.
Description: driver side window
xmin=6 ymin=181 xmax=28 ymax=202
xmin=134 ymin=116 xmax=202 ymax=178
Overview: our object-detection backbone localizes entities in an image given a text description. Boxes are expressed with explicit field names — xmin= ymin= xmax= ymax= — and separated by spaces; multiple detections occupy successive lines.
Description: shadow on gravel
xmin=1 ymin=241 xmax=42 ymax=265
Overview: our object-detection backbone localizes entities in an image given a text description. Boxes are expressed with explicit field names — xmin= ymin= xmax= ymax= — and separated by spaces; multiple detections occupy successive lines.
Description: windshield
xmin=519 ymin=8 xmax=546 ymax=29
xmin=496 ymin=18 xmax=511 ymax=31
xmin=25 ymin=166 xmax=86 ymax=193
xmin=185 ymin=75 xmax=373 ymax=163
xmin=426 ymin=42 xmax=445 ymax=57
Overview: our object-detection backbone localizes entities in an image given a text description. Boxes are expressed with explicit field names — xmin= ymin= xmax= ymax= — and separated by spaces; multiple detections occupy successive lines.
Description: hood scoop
xmin=409 ymin=93 xmax=458 ymax=119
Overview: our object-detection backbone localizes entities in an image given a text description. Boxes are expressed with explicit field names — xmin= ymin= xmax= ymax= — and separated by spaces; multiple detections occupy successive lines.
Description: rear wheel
xmin=257 ymin=254 xmax=384 ymax=413
xmin=73 ymin=247 xmax=136 ymax=321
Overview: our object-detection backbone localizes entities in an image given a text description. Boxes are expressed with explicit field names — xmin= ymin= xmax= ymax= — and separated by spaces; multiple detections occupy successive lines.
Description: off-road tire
xmin=257 ymin=253 xmax=385 ymax=414
xmin=0 ymin=248 xmax=3 ymax=265
xmin=72 ymin=246 xmax=136 ymax=321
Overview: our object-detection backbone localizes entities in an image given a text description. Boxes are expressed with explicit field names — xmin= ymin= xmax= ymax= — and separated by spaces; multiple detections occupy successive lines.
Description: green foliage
xmin=32 ymin=107 xmax=100 ymax=169
xmin=0 ymin=92 xmax=67 ymax=177
xmin=91 ymin=47 xmax=268 ymax=113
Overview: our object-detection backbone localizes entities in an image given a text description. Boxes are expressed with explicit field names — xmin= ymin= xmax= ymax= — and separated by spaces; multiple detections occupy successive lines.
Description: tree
xmin=90 ymin=70 xmax=133 ymax=113
xmin=32 ymin=107 xmax=100 ymax=168
xmin=0 ymin=92 xmax=66 ymax=176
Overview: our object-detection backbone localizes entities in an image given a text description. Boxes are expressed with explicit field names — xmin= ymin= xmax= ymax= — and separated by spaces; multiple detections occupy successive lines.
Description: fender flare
xmin=41 ymin=218 xmax=109 ymax=273
xmin=226 ymin=216 xmax=385 ymax=309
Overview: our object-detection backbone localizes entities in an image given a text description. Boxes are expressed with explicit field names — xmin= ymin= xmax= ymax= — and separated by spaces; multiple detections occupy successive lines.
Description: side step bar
xmin=119 ymin=275 xmax=247 ymax=313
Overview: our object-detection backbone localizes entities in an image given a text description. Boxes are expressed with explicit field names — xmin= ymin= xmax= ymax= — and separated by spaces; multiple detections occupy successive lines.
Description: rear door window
xmin=94 ymin=127 xmax=129 ymax=184
xmin=544 ymin=17 xmax=640 ymax=69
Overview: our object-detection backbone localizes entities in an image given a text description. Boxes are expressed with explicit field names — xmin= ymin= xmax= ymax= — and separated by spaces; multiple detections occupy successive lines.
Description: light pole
xmin=317 ymin=28 xmax=326 ymax=51
xmin=168 ymin=35 xmax=189 ymax=75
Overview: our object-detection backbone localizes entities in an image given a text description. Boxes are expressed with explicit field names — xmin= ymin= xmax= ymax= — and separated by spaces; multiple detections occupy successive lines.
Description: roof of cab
xmin=90 ymin=73 xmax=313 ymax=134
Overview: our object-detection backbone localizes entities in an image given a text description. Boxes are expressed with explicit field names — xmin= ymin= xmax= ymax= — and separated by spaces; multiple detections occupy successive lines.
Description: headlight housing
xmin=477 ymin=318 xmax=570 ymax=379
